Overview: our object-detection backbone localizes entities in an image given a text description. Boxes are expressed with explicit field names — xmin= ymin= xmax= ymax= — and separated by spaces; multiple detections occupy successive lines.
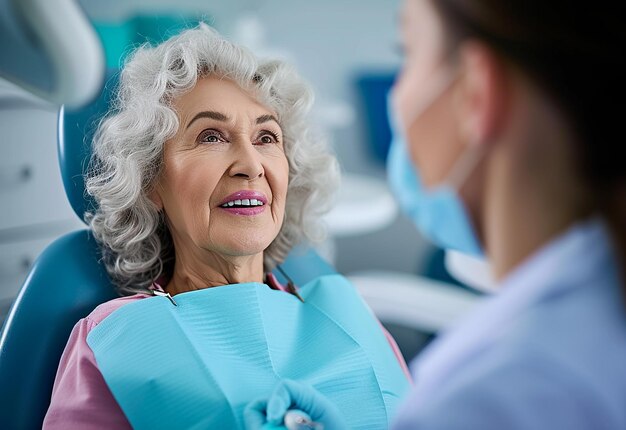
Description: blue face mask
xmin=386 ymin=74 xmax=483 ymax=256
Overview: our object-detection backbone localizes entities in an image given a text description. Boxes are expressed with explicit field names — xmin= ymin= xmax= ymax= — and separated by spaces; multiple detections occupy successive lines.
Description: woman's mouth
xmin=218 ymin=191 xmax=268 ymax=216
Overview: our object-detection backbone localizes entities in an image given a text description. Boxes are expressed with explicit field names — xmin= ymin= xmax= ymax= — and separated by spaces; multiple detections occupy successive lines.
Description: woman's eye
xmin=198 ymin=129 xmax=226 ymax=144
xmin=256 ymin=131 xmax=279 ymax=145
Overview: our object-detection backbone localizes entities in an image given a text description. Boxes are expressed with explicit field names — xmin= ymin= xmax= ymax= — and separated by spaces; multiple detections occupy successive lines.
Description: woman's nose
xmin=228 ymin=141 xmax=264 ymax=180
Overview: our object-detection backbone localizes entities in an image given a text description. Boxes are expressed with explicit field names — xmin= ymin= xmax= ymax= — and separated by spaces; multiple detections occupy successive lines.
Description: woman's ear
xmin=148 ymin=184 xmax=164 ymax=211
xmin=453 ymin=40 xmax=509 ymax=147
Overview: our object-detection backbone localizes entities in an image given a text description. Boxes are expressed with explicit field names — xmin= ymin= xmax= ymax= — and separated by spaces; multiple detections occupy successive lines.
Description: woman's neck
xmin=485 ymin=180 xmax=585 ymax=281
xmin=482 ymin=86 xmax=593 ymax=281
xmin=164 ymin=248 xmax=264 ymax=296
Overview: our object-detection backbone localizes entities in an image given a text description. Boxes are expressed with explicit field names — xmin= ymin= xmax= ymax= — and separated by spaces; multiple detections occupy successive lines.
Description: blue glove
xmin=244 ymin=379 xmax=348 ymax=430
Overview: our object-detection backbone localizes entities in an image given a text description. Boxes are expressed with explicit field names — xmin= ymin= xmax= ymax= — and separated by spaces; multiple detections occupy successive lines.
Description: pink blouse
xmin=43 ymin=283 xmax=411 ymax=429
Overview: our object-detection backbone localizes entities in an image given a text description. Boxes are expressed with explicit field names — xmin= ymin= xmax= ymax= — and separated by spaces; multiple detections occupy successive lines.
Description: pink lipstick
xmin=218 ymin=190 xmax=268 ymax=216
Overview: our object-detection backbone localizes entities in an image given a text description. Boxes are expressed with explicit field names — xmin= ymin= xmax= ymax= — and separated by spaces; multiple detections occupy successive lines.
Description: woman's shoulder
xmin=85 ymin=293 xmax=150 ymax=327
xmin=44 ymin=294 xmax=143 ymax=429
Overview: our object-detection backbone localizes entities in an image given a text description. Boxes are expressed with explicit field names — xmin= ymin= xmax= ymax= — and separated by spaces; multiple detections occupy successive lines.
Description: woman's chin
xmin=212 ymin=238 xmax=273 ymax=258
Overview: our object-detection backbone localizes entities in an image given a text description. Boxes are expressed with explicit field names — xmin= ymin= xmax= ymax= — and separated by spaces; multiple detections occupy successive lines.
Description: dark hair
xmin=430 ymin=0 xmax=626 ymax=289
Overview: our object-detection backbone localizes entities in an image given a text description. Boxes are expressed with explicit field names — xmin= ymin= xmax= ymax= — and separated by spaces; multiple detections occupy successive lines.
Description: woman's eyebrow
xmin=185 ymin=111 xmax=279 ymax=129
xmin=256 ymin=114 xmax=279 ymax=125
xmin=186 ymin=110 xmax=229 ymax=129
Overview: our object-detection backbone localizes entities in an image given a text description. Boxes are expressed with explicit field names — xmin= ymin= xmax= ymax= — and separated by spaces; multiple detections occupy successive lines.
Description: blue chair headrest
xmin=58 ymin=69 xmax=119 ymax=222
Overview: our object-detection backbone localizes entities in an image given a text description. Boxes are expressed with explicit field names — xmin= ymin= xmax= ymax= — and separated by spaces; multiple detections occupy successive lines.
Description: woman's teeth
xmin=220 ymin=199 xmax=265 ymax=208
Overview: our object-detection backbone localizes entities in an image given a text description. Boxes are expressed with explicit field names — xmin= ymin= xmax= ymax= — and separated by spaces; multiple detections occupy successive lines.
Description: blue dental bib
xmin=87 ymin=274 xmax=409 ymax=429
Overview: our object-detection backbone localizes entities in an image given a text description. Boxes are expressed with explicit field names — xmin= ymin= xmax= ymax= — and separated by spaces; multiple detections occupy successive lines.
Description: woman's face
xmin=153 ymin=76 xmax=289 ymax=260
xmin=393 ymin=0 xmax=467 ymax=187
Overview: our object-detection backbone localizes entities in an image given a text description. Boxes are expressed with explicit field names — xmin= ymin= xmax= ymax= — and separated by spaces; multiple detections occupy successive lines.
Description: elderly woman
xmin=43 ymin=25 xmax=409 ymax=429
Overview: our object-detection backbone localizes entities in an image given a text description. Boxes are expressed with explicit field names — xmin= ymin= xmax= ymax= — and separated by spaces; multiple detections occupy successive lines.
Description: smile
xmin=220 ymin=198 xmax=265 ymax=208
xmin=218 ymin=190 xmax=268 ymax=216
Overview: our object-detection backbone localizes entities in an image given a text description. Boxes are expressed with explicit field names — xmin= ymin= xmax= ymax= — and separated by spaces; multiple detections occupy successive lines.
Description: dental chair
xmin=0 ymin=0 xmax=104 ymax=108
xmin=0 ymin=70 xmax=335 ymax=429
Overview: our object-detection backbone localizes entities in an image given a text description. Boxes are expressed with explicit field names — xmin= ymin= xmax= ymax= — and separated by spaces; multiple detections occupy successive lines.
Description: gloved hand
xmin=244 ymin=379 xmax=348 ymax=430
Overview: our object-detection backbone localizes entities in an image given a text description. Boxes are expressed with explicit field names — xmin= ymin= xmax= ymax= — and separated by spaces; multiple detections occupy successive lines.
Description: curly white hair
xmin=85 ymin=23 xmax=339 ymax=295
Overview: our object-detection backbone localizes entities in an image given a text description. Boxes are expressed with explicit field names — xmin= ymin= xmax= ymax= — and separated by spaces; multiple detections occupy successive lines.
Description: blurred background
xmin=0 ymin=0 xmax=482 ymax=362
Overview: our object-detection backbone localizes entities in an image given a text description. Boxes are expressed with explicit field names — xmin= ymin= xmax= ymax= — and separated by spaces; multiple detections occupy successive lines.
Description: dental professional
xmin=252 ymin=0 xmax=626 ymax=428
